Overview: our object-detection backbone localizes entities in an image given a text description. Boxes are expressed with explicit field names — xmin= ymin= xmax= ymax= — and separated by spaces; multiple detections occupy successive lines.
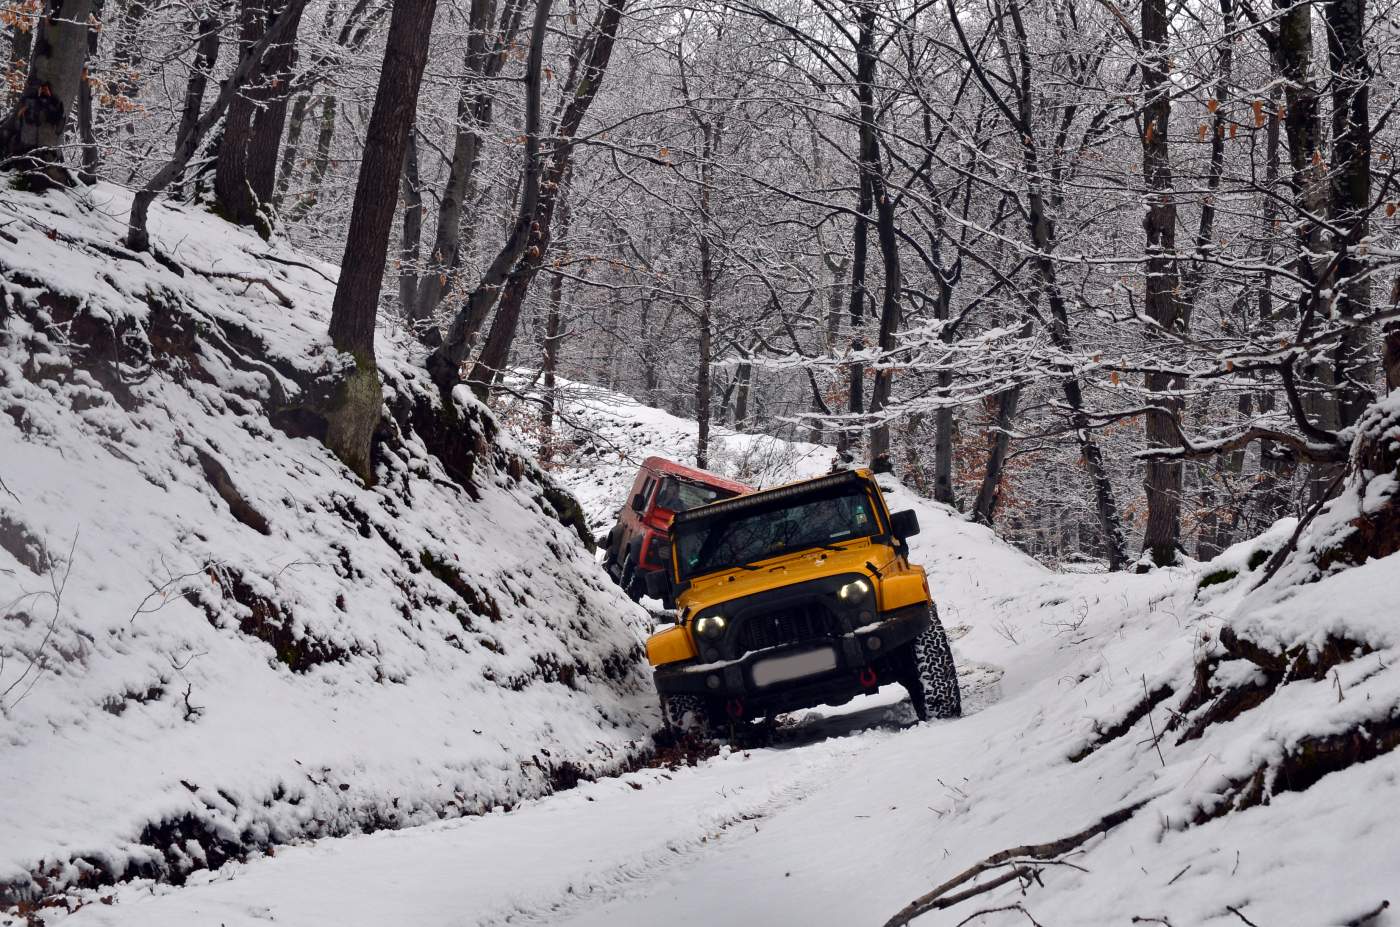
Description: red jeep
xmin=603 ymin=457 xmax=752 ymax=600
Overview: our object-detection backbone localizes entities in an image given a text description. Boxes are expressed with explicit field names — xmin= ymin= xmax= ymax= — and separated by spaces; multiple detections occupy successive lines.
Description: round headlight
xmin=838 ymin=579 xmax=871 ymax=602
xmin=694 ymin=615 xmax=728 ymax=639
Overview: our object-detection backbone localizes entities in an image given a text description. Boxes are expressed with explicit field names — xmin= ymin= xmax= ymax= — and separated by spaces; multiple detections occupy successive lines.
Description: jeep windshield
xmin=657 ymin=477 xmax=736 ymax=512
xmin=673 ymin=482 xmax=879 ymax=580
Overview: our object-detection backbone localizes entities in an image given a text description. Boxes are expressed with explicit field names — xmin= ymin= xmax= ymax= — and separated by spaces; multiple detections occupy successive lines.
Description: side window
xmin=633 ymin=477 xmax=655 ymax=512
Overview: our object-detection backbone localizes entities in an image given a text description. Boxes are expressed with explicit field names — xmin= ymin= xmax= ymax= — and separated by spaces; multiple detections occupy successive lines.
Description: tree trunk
xmin=844 ymin=180 xmax=872 ymax=458
xmin=1274 ymin=0 xmax=1340 ymax=499
xmin=274 ymin=90 xmax=311 ymax=207
xmin=865 ymin=183 xmax=901 ymax=463
xmin=397 ymin=128 xmax=423 ymax=316
xmin=844 ymin=21 xmax=876 ymax=458
xmin=1255 ymin=83 xmax=1296 ymax=521
xmin=125 ymin=0 xmax=309 ymax=250
xmin=409 ymin=0 xmax=525 ymax=330
xmin=463 ymin=0 xmax=626 ymax=400
xmin=1140 ymin=0 xmax=1185 ymax=567
xmin=857 ymin=3 xmax=902 ymax=465
xmin=427 ymin=0 xmax=554 ymax=395
xmin=694 ymin=110 xmax=718 ymax=467
xmin=947 ymin=0 xmax=1129 ymax=568
xmin=76 ymin=0 xmax=102 ymax=184
xmin=0 ymin=0 xmax=96 ymax=186
xmin=696 ymin=289 xmax=713 ymax=468
xmin=1324 ymin=0 xmax=1373 ymax=426
xmin=323 ymin=0 xmax=438 ymax=480
xmin=931 ymin=278 xmax=957 ymax=504
xmin=7 ymin=10 xmax=35 ymax=98
xmin=812 ymin=255 xmax=847 ymax=444
xmin=640 ymin=296 xmax=661 ymax=405
xmin=971 ymin=385 xmax=1020 ymax=525
xmin=174 ymin=4 xmax=223 ymax=198
xmin=288 ymin=92 xmax=335 ymax=219
xmin=540 ymin=173 xmax=571 ymax=464
xmin=214 ymin=0 xmax=306 ymax=234
xmin=733 ymin=357 xmax=752 ymax=430
xmin=1386 ymin=275 xmax=1400 ymax=390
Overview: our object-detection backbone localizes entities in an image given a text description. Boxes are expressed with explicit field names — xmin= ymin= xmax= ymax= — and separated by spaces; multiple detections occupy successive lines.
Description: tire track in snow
xmin=469 ymin=732 xmax=880 ymax=927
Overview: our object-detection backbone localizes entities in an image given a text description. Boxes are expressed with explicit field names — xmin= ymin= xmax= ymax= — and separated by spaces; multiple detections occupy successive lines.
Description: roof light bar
xmin=673 ymin=469 xmax=864 ymax=525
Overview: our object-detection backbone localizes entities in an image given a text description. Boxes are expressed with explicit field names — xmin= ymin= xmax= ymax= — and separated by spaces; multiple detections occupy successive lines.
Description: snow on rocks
xmin=0 ymin=184 xmax=655 ymax=908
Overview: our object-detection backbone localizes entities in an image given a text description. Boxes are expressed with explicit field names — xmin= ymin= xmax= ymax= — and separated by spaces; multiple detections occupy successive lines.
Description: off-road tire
xmin=904 ymin=603 xmax=962 ymax=721
xmin=619 ymin=551 xmax=643 ymax=601
xmin=621 ymin=551 xmax=646 ymax=602
xmin=663 ymin=695 xmax=719 ymax=734
xmin=601 ymin=526 xmax=622 ymax=580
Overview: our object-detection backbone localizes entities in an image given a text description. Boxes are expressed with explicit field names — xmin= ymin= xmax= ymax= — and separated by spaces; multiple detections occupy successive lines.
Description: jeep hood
xmin=679 ymin=539 xmax=893 ymax=612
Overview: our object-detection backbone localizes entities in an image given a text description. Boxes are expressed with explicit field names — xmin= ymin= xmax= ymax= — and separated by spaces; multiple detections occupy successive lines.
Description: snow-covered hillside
xmin=0 ymin=186 xmax=655 ymax=910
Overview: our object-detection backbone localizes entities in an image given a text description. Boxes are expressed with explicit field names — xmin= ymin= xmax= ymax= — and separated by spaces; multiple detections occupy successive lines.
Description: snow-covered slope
xmin=0 ymin=185 xmax=654 ymax=908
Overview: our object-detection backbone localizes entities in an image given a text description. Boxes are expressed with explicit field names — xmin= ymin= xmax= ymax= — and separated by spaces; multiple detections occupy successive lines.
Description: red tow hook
xmin=726 ymin=698 xmax=745 ymax=719
xmin=859 ymin=667 xmax=878 ymax=688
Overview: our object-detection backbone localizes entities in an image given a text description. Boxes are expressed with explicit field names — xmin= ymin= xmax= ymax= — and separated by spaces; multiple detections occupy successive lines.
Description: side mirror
xmin=631 ymin=492 xmax=648 ymax=512
xmin=890 ymin=509 xmax=920 ymax=541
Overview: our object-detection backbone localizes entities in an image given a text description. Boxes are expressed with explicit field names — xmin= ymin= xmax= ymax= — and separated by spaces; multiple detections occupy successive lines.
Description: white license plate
xmin=751 ymin=647 xmax=838 ymax=687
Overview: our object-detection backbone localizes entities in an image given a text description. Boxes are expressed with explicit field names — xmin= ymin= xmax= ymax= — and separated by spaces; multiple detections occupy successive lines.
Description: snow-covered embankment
xmin=0 ymin=184 xmax=655 ymax=907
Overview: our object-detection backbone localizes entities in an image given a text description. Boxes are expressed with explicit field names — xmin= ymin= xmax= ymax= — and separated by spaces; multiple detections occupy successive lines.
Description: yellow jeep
xmin=644 ymin=468 xmax=961 ymax=731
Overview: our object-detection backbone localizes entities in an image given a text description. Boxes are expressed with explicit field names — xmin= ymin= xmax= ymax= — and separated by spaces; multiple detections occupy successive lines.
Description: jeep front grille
xmin=734 ymin=604 xmax=840 ymax=655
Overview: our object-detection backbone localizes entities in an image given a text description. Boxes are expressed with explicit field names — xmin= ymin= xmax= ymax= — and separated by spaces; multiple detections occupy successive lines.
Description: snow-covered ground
xmin=0 ymin=185 xmax=655 ymax=910
xmin=18 ymin=376 xmax=1397 ymax=926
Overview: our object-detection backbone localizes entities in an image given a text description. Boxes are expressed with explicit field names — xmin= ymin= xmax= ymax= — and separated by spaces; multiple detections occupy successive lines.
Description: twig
xmin=0 ymin=529 xmax=78 ymax=712
xmin=1342 ymin=900 xmax=1390 ymax=927
xmin=169 ymin=649 xmax=207 ymax=672
xmin=1226 ymin=905 xmax=1262 ymax=927
xmin=1131 ymin=918 xmax=1175 ymax=926
xmin=1143 ymin=674 xmax=1167 ymax=767
xmin=253 ymin=251 xmax=338 ymax=285
xmin=882 ymin=799 xmax=1151 ymax=926
xmin=130 ymin=564 xmax=216 ymax=624
xmin=181 ymin=680 xmax=204 ymax=722
xmin=955 ymin=902 xmax=1046 ymax=927
xmin=192 ymin=269 xmax=295 ymax=307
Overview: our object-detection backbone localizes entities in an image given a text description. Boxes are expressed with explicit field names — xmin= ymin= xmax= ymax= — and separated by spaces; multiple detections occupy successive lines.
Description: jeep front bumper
xmin=652 ymin=603 xmax=929 ymax=710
